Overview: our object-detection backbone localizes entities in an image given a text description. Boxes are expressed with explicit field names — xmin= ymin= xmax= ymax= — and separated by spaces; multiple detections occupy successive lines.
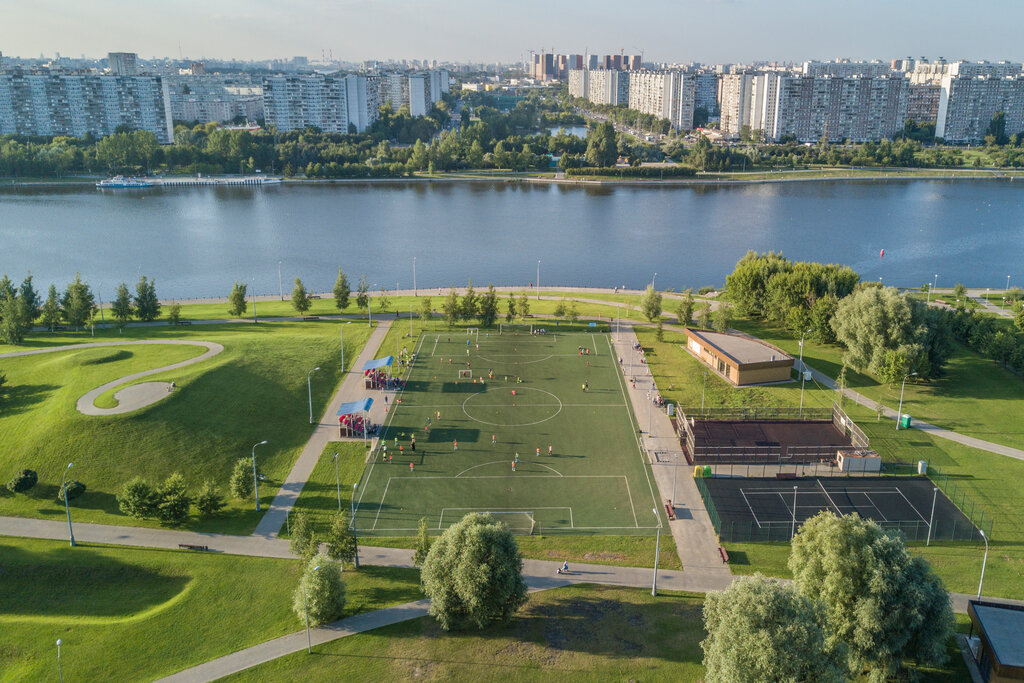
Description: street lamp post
xmin=302 ymin=565 xmax=321 ymax=653
xmin=791 ymin=485 xmax=798 ymax=539
xmin=252 ymin=278 xmax=258 ymax=324
xmin=977 ymin=530 xmax=989 ymax=599
xmin=61 ymin=463 xmax=75 ymax=547
xmin=252 ymin=440 xmax=267 ymax=511
xmin=896 ymin=372 xmax=918 ymax=430
xmin=56 ymin=639 xmax=64 ymax=683
xmin=307 ymin=367 xmax=321 ymax=424
xmin=537 ymin=259 xmax=541 ymax=300
xmin=340 ymin=325 xmax=345 ymax=374
xmin=671 ymin=453 xmax=678 ymax=507
xmin=926 ymin=487 xmax=938 ymax=546
xmin=332 ymin=453 xmax=341 ymax=510
xmin=701 ymin=371 xmax=708 ymax=411
xmin=651 ymin=272 xmax=657 ymax=290
xmin=351 ymin=483 xmax=360 ymax=568
xmin=798 ymin=328 xmax=812 ymax=416
xmin=413 ymin=257 xmax=417 ymax=297
xmin=278 ymin=261 xmax=283 ymax=301
xmin=651 ymin=508 xmax=660 ymax=597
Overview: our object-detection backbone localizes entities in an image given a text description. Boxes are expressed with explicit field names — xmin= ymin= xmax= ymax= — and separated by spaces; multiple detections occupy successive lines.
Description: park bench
xmin=178 ymin=543 xmax=209 ymax=551
xmin=719 ymin=546 xmax=729 ymax=564
xmin=176 ymin=320 xmax=192 ymax=326
xmin=775 ymin=472 xmax=798 ymax=480
xmin=302 ymin=316 xmax=320 ymax=321
xmin=664 ymin=501 xmax=675 ymax=520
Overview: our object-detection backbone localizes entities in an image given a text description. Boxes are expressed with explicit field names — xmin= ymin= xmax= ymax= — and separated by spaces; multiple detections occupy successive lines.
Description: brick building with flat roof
xmin=683 ymin=328 xmax=794 ymax=386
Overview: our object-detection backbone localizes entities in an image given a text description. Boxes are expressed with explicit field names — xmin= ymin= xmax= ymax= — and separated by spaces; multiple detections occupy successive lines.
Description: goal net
xmin=484 ymin=511 xmax=536 ymax=535
xmin=466 ymin=328 xmax=479 ymax=337
xmin=458 ymin=369 xmax=472 ymax=379
xmin=499 ymin=323 xmax=533 ymax=335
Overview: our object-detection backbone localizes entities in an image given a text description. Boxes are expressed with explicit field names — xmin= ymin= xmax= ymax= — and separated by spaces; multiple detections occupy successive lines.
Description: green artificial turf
xmin=0 ymin=536 xmax=421 ymax=681
xmin=351 ymin=331 xmax=664 ymax=537
xmin=0 ymin=320 xmax=373 ymax=533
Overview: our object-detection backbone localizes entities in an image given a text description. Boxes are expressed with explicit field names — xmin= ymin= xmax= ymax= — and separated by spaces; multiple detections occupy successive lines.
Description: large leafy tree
xmin=640 ymin=285 xmax=662 ymax=322
xmin=293 ymin=554 xmax=346 ymax=626
xmin=111 ymin=282 xmax=134 ymax=328
xmin=831 ymin=286 xmax=931 ymax=378
xmin=420 ymin=513 xmax=528 ymax=631
xmin=789 ymin=512 xmax=953 ymax=680
xmin=227 ymin=281 xmax=248 ymax=317
xmin=289 ymin=511 xmax=319 ymax=561
xmin=478 ymin=285 xmax=499 ymax=327
xmin=332 ymin=268 xmax=351 ymax=312
xmin=585 ymin=121 xmax=618 ymax=167
xmin=702 ymin=575 xmax=845 ymax=683
xmin=676 ymin=288 xmax=695 ymax=326
xmin=134 ymin=275 xmax=161 ymax=322
xmin=418 ymin=296 xmax=433 ymax=322
xmin=325 ymin=510 xmax=357 ymax=565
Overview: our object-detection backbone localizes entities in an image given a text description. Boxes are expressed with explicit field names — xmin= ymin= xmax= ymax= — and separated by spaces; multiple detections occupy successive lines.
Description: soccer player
xmin=453 ymin=439 xmax=458 ymax=451
xmin=548 ymin=444 xmax=553 ymax=456
xmin=409 ymin=462 xmax=414 ymax=472
xmin=492 ymin=434 xmax=496 ymax=445
xmin=536 ymin=447 xmax=540 ymax=457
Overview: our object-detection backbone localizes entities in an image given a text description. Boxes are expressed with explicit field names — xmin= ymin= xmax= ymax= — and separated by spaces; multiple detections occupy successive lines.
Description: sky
xmin=2 ymin=0 xmax=1023 ymax=65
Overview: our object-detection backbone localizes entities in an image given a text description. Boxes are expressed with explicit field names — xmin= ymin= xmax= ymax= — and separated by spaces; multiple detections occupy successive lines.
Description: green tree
xmin=325 ymin=510 xmax=357 ymax=564
xmin=505 ymin=294 xmax=516 ymax=322
xmin=41 ymin=284 xmax=61 ymax=331
xmin=676 ymin=289 xmax=695 ymax=326
xmin=478 ymin=285 xmax=499 ymax=327
xmin=701 ymin=575 xmax=845 ymax=683
xmin=585 ymin=121 xmax=619 ymax=166
xmin=293 ymin=554 xmax=346 ymax=626
xmin=377 ymin=288 xmax=390 ymax=314
xmin=228 ymin=281 xmax=248 ymax=317
xmin=355 ymin=276 xmax=369 ymax=312
xmin=1015 ymin=302 xmax=1024 ymax=332
xmin=117 ymin=476 xmax=157 ymax=519
xmin=640 ymin=285 xmax=662 ymax=322
xmin=291 ymin=277 xmax=312 ymax=314
xmin=0 ymin=294 xmax=23 ymax=344
xmin=790 ymin=512 xmax=953 ymax=680
xmin=655 ymin=319 xmax=664 ymax=341
xmin=420 ymin=512 xmax=528 ymax=631
xmin=517 ymin=293 xmax=530 ymax=320
xmin=461 ymin=282 xmax=479 ymax=322
xmin=553 ymin=299 xmax=567 ymax=320
xmin=155 ymin=472 xmax=191 ymax=525
xmin=289 ymin=511 xmax=319 ymax=560
xmin=229 ymin=457 xmax=253 ymax=500
xmin=443 ymin=286 xmax=460 ymax=327
xmin=878 ymin=348 xmax=912 ymax=387
xmin=952 ymin=283 xmax=967 ymax=300
xmin=18 ymin=274 xmax=41 ymax=328
xmin=134 ymin=275 xmax=161 ymax=322
xmin=167 ymin=303 xmax=182 ymax=325
xmin=62 ymin=273 xmax=95 ymax=330
xmin=830 ymin=287 xmax=935 ymax=378
xmin=567 ymin=300 xmax=579 ymax=324
xmin=194 ymin=480 xmax=226 ymax=517
xmin=7 ymin=469 xmax=38 ymax=494
xmin=713 ymin=301 xmax=732 ymax=332
xmin=809 ymin=295 xmax=839 ymax=344
xmin=418 ymin=295 xmax=433 ymax=321
xmin=696 ymin=303 xmax=711 ymax=330
xmin=111 ymin=282 xmax=133 ymax=328
xmin=413 ymin=516 xmax=432 ymax=567
xmin=332 ymin=269 xmax=351 ymax=311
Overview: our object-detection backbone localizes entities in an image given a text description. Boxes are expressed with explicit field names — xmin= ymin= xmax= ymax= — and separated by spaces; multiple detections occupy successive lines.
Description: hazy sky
xmin=3 ymin=0 xmax=1023 ymax=64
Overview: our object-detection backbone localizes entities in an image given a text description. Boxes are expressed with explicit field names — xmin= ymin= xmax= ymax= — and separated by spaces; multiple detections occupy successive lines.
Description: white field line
xmin=740 ymin=489 xmax=763 ymax=528
xmin=818 ymin=478 xmax=844 ymax=517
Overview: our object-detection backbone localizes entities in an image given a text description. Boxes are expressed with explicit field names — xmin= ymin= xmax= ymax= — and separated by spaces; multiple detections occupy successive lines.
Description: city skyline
xmin=3 ymin=0 xmax=1024 ymax=65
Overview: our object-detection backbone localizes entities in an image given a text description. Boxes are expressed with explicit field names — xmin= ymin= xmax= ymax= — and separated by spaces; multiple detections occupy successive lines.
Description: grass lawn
xmin=221 ymin=583 xmax=969 ymax=682
xmin=0 ymin=536 xmax=421 ymax=681
xmin=634 ymin=325 xmax=1024 ymax=598
xmin=0 ymin=320 xmax=374 ymax=534
xmin=352 ymin=331 xmax=665 ymax=539
xmin=288 ymin=441 xmax=369 ymax=536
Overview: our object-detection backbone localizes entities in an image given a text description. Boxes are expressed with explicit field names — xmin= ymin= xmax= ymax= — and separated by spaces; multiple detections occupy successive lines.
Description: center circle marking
xmin=461 ymin=387 xmax=563 ymax=427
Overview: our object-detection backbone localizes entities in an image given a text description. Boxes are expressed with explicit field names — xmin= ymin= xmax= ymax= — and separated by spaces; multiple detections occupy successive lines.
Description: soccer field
xmin=353 ymin=328 xmax=661 ymax=536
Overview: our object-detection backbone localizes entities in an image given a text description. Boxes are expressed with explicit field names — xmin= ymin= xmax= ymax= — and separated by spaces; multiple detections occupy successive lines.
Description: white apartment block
xmin=568 ymin=69 xmax=587 ymax=98
xmin=344 ymin=74 xmax=377 ymax=133
xmin=0 ymin=69 xmax=174 ymax=143
xmin=936 ymin=75 xmax=1024 ymax=143
xmin=802 ymin=59 xmax=891 ymax=78
xmin=719 ymin=73 xmax=755 ymax=137
xmin=108 ymin=52 xmax=138 ymax=76
xmin=589 ymin=69 xmax=630 ymax=106
xmin=378 ymin=70 xmax=448 ymax=116
xmin=628 ymin=70 xmax=695 ymax=130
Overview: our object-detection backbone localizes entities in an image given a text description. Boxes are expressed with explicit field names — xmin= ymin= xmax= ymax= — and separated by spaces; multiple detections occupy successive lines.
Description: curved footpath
xmin=0 ymin=339 xmax=224 ymax=415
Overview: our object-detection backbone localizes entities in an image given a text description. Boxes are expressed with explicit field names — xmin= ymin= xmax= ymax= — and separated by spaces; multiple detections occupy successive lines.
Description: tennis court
xmin=352 ymin=328 xmax=662 ymax=536
xmin=699 ymin=476 xmax=981 ymax=542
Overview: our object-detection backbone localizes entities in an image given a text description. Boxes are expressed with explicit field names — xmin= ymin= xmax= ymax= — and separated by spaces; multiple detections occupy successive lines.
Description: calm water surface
xmin=0 ymin=180 xmax=1021 ymax=299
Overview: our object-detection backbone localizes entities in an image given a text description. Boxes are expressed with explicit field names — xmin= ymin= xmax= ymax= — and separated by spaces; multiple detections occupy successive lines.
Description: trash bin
xmin=693 ymin=466 xmax=702 ymax=478
xmin=899 ymin=414 xmax=912 ymax=429
xmin=917 ymin=460 xmax=927 ymax=475
xmin=667 ymin=403 xmax=675 ymax=417
xmin=703 ymin=465 xmax=712 ymax=478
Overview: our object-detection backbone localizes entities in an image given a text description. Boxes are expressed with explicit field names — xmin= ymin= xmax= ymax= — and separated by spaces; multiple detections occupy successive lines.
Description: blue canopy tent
xmin=337 ymin=397 xmax=374 ymax=443
xmin=362 ymin=356 xmax=395 ymax=388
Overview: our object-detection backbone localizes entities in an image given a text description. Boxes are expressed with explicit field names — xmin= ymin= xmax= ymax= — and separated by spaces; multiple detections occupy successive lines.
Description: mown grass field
xmin=221 ymin=583 xmax=969 ymax=683
xmin=0 ymin=320 xmax=372 ymax=533
xmin=634 ymin=324 xmax=1024 ymax=598
xmin=0 ymin=536 xmax=421 ymax=681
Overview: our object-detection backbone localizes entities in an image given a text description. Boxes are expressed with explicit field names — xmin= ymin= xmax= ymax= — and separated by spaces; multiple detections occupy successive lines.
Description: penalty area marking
xmin=438 ymin=507 xmax=574 ymax=529
xmin=455 ymin=460 xmax=564 ymax=478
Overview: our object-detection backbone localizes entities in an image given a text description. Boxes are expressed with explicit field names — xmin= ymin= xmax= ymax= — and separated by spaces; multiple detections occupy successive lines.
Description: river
xmin=0 ymin=179 xmax=1021 ymax=299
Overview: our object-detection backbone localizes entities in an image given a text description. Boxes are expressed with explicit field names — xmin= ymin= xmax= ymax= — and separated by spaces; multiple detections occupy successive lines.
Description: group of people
xmin=364 ymin=367 xmax=403 ymax=391
xmin=338 ymin=413 xmax=375 ymax=438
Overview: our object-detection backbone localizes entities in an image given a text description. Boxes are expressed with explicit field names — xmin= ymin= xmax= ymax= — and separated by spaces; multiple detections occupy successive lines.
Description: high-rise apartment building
xmin=802 ymin=59 xmax=890 ymax=78
xmin=628 ymin=70 xmax=695 ymax=130
xmin=764 ymin=75 xmax=908 ymax=142
xmin=0 ymin=69 xmax=173 ymax=142
xmin=108 ymin=52 xmax=138 ymax=76
xmin=936 ymin=75 xmax=1024 ymax=143
xmin=262 ymin=74 xmax=380 ymax=133
xmin=377 ymin=70 xmax=448 ymax=115
xmin=907 ymin=84 xmax=941 ymax=123
xmin=719 ymin=73 xmax=755 ymax=137
xmin=694 ymin=72 xmax=720 ymax=113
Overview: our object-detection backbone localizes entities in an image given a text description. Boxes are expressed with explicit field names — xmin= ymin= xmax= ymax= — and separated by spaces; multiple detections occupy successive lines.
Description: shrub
xmin=118 ymin=476 xmax=157 ymax=518
xmin=194 ymin=480 xmax=226 ymax=517
xmin=6 ymin=469 xmax=38 ymax=493
xmin=58 ymin=480 xmax=86 ymax=503
xmin=229 ymin=457 xmax=254 ymax=500
xmin=565 ymin=166 xmax=696 ymax=178
xmin=293 ymin=554 xmax=346 ymax=626
xmin=155 ymin=473 xmax=191 ymax=525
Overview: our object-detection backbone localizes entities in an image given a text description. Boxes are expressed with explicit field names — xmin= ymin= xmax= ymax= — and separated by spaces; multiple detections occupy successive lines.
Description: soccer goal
xmin=499 ymin=323 xmax=532 ymax=335
xmin=438 ymin=509 xmax=537 ymax=535
xmin=466 ymin=328 xmax=479 ymax=337
xmin=458 ymin=369 xmax=473 ymax=379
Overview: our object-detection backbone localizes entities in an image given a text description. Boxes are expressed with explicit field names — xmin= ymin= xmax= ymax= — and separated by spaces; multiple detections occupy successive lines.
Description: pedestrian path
xmin=611 ymin=323 xmax=733 ymax=591
xmin=253 ymin=321 xmax=392 ymax=538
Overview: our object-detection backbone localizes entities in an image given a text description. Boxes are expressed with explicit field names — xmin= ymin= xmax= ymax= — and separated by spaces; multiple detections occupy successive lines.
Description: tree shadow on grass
xmin=81 ymin=349 xmax=133 ymax=365
xmin=0 ymin=541 xmax=190 ymax=618
xmin=0 ymin=383 xmax=60 ymax=416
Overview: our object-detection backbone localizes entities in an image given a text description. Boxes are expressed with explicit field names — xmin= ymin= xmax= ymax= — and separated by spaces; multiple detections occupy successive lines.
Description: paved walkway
xmin=0 ymin=340 xmax=225 ymax=415
xmin=253 ymin=321 xmax=393 ymax=538
xmin=611 ymin=323 xmax=733 ymax=591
